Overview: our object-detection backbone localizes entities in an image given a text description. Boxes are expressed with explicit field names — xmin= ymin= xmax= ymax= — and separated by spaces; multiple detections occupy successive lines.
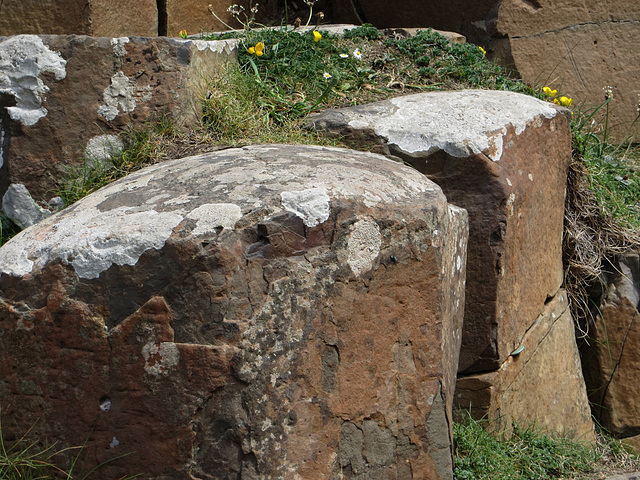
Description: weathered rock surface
xmin=581 ymin=252 xmax=640 ymax=438
xmin=0 ymin=34 xmax=237 ymax=203
xmin=455 ymin=290 xmax=595 ymax=441
xmin=1 ymin=183 xmax=51 ymax=228
xmin=166 ymin=0 xmax=280 ymax=38
xmin=487 ymin=1 xmax=640 ymax=142
xmin=0 ymin=0 xmax=159 ymax=37
xmin=307 ymin=89 xmax=571 ymax=375
xmin=0 ymin=144 xmax=468 ymax=479
xmin=330 ymin=0 xmax=494 ymax=42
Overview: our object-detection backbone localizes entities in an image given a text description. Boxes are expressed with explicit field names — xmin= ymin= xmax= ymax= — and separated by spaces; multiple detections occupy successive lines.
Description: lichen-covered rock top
xmin=0 ymin=144 xmax=443 ymax=280
xmin=308 ymin=89 xmax=561 ymax=162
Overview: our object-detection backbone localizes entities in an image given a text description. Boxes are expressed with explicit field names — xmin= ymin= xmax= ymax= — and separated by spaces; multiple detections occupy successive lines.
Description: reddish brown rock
xmin=307 ymin=89 xmax=572 ymax=375
xmin=455 ymin=290 xmax=595 ymax=441
xmin=0 ymin=0 xmax=158 ymax=37
xmin=0 ymin=34 xmax=237 ymax=203
xmin=0 ymin=144 xmax=468 ymax=479
xmin=581 ymin=252 xmax=640 ymax=438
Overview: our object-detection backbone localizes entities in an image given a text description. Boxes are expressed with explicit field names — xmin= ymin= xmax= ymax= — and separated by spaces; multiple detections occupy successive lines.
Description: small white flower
xmin=603 ymin=85 xmax=613 ymax=100
xmin=339 ymin=53 xmax=349 ymax=58
xmin=323 ymin=72 xmax=332 ymax=79
xmin=352 ymin=48 xmax=362 ymax=60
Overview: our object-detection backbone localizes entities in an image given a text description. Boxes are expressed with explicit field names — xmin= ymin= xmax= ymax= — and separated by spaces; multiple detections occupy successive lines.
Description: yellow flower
xmin=478 ymin=46 xmax=486 ymax=56
xmin=179 ymin=29 xmax=188 ymax=39
xmin=313 ymin=31 xmax=322 ymax=42
xmin=248 ymin=42 xmax=264 ymax=56
xmin=559 ymin=96 xmax=572 ymax=106
xmin=553 ymin=98 xmax=560 ymax=105
xmin=543 ymin=86 xmax=557 ymax=97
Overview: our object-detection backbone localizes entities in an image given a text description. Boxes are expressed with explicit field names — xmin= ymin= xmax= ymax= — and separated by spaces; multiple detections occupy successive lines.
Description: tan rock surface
xmin=0 ymin=0 xmax=158 ymax=37
xmin=455 ymin=290 xmax=595 ymax=442
xmin=0 ymin=144 xmax=468 ymax=479
xmin=581 ymin=252 xmax=640 ymax=438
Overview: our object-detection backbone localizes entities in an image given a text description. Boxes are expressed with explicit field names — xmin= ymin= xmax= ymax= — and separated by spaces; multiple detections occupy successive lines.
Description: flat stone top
xmin=308 ymin=89 xmax=561 ymax=162
xmin=0 ymin=144 xmax=444 ymax=280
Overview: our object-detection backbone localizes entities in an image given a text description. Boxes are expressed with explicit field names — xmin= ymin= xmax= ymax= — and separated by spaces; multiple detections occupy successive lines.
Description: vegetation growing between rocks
xmin=0 ymin=419 xmax=139 ymax=480
xmin=454 ymin=413 xmax=640 ymax=480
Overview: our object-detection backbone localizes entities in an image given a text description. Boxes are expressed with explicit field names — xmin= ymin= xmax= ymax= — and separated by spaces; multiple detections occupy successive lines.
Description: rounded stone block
xmin=0 ymin=144 xmax=468 ymax=479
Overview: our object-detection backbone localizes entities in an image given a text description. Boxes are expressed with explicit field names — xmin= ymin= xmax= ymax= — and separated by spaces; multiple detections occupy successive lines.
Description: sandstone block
xmin=490 ymin=13 xmax=640 ymax=142
xmin=0 ymin=34 xmax=237 ymax=203
xmin=166 ymin=1 xmax=280 ymax=38
xmin=307 ymin=89 xmax=571 ymax=374
xmin=455 ymin=290 xmax=595 ymax=442
xmin=0 ymin=0 xmax=158 ymax=37
xmin=0 ymin=144 xmax=468 ymax=479
xmin=581 ymin=252 xmax=640 ymax=438
xmin=329 ymin=0 xmax=495 ymax=41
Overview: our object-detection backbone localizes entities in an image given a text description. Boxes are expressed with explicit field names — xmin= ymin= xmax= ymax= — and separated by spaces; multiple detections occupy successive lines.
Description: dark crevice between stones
xmin=0 ymin=92 xmax=16 ymax=200
xmin=157 ymin=0 xmax=167 ymax=36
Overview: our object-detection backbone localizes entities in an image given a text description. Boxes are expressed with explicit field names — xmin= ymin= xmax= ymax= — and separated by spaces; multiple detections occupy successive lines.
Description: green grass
xmin=453 ymin=413 xmax=638 ymax=480
xmin=571 ymin=102 xmax=640 ymax=229
xmin=56 ymin=118 xmax=181 ymax=206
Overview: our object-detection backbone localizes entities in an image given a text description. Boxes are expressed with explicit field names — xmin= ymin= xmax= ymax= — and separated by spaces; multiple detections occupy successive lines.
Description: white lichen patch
xmin=111 ymin=37 xmax=129 ymax=57
xmin=346 ymin=90 xmax=558 ymax=162
xmin=0 ymin=206 xmax=183 ymax=279
xmin=186 ymin=203 xmax=242 ymax=234
xmin=280 ymin=187 xmax=330 ymax=227
xmin=97 ymin=71 xmax=152 ymax=121
xmin=142 ymin=342 xmax=180 ymax=375
xmin=191 ymin=39 xmax=239 ymax=54
xmin=347 ymin=218 xmax=382 ymax=276
xmin=84 ymin=134 xmax=124 ymax=167
xmin=0 ymin=35 xmax=67 ymax=126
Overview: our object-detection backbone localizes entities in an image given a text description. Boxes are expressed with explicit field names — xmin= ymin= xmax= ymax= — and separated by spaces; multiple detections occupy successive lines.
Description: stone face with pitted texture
xmin=0 ymin=144 xmax=468 ymax=479
xmin=306 ymin=90 xmax=595 ymax=440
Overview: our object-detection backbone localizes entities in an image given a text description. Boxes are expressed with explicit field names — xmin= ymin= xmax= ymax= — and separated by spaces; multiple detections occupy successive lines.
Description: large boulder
xmin=581 ymin=252 xmax=640 ymax=440
xmin=487 ymin=0 xmax=640 ymax=142
xmin=307 ymin=90 xmax=593 ymax=438
xmin=308 ymin=89 xmax=570 ymax=374
xmin=0 ymin=144 xmax=468 ymax=480
xmin=0 ymin=34 xmax=237 ymax=204
xmin=455 ymin=290 xmax=595 ymax=442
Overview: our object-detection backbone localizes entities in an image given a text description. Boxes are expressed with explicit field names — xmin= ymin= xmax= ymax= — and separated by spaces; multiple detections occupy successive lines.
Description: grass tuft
xmin=453 ymin=412 xmax=640 ymax=480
